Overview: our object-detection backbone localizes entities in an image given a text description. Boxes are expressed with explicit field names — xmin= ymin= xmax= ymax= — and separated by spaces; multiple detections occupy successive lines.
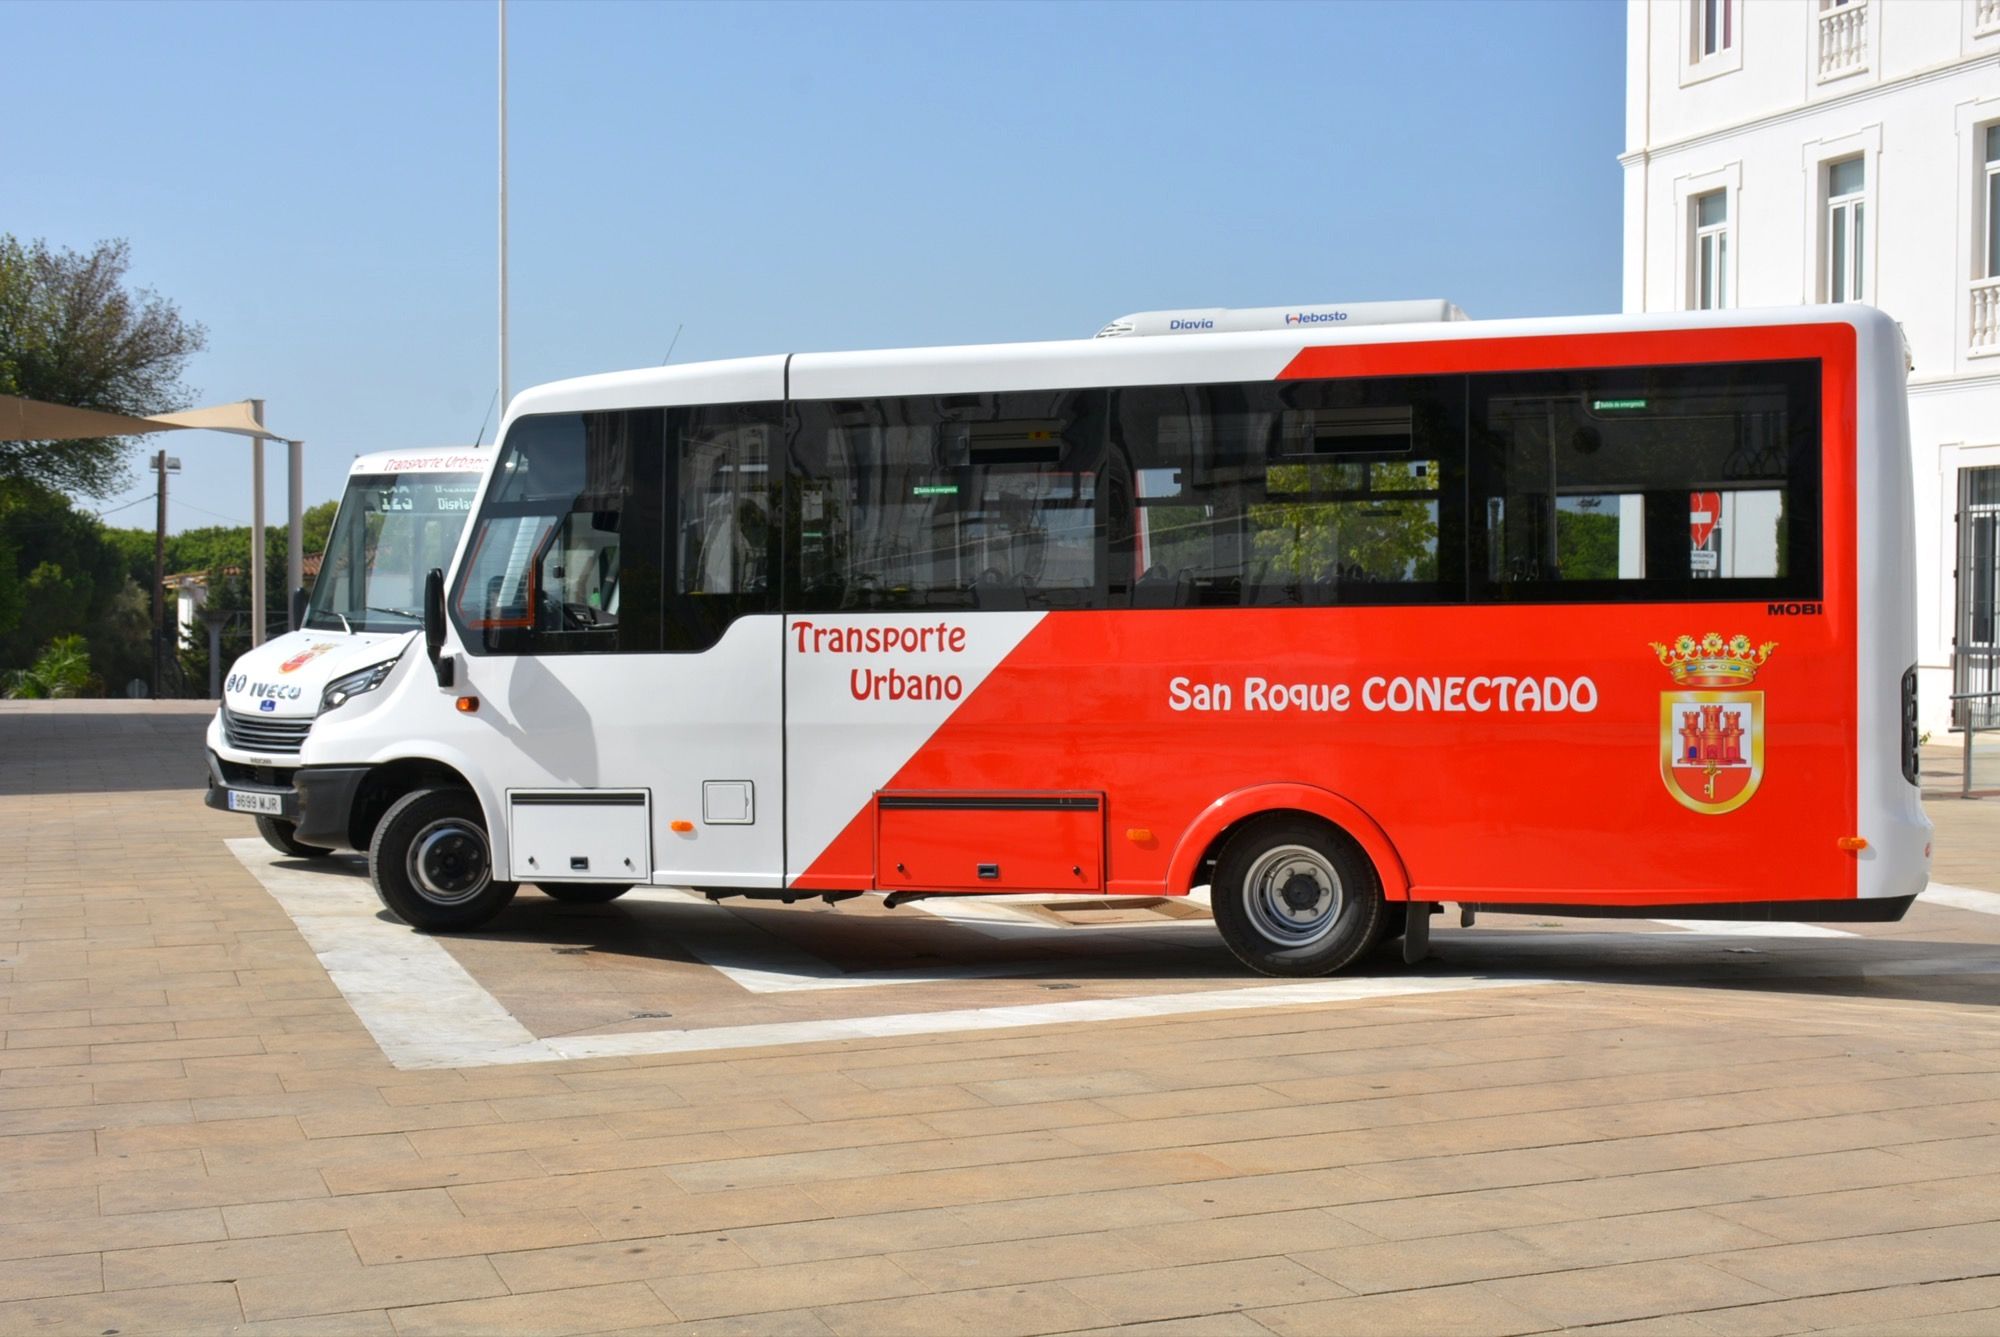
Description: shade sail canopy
xmin=0 ymin=394 xmax=288 ymax=443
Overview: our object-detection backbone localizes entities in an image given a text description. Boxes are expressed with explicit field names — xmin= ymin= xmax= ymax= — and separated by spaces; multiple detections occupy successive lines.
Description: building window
xmin=1693 ymin=0 xmax=1734 ymax=60
xmin=1977 ymin=125 xmax=2000 ymax=356
xmin=1693 ymin=190 xmax=1729 ymax=310
xmin=1825 ymin=156 xmax=1866 ymax=303
xmin=1955 ymin=465 xmax=2000 ymax=730
xmin=1985 ymin=124 xmax=2000 ymax=279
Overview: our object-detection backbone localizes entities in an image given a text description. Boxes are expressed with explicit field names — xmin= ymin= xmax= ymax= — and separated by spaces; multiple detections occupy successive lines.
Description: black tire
xmin=256 ymin=815 xmax=332 ymax=859
xmin=536 ymin=883 xmax=633 ymax=904
xmin=1211 ymin=814 xmax=1384 ymax=977
xmin=368 ymin=787 xmax=517 ymax=932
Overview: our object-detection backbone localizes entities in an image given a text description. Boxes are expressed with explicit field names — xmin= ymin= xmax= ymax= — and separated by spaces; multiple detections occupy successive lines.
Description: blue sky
xmin=5 ymin=0 xmax=1626 ymax=533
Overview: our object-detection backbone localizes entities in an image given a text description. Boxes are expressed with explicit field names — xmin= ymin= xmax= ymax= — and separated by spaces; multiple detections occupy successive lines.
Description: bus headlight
xmin=320 ymin=659 xmax=399 ymax=714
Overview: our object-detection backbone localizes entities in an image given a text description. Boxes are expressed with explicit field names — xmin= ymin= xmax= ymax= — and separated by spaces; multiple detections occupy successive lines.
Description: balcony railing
xmin=1817 ymin=1 xmax=1867 ymax=81
xmin=1978 ymin=0 xmax=2000 ymax=37
xmin=1975 ymin=278 xmax=2000 ymax=355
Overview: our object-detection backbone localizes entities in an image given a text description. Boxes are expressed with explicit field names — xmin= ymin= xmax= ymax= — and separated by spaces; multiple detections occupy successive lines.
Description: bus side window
xmin=663 ymin=403 xmax=782 ymax=653
xmin=787 ymin=392 xmax=1107 ymax=613
xmin=1469 ymin=362 xmax=1820 ymax=603
xmin=1114 ymin=376 xmax=1464 ymax=607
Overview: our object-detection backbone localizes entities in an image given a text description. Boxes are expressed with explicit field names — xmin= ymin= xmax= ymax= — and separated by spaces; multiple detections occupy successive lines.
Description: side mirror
xmin=423 ymin=568 xmax=454 ymax=688
xmin=289 ymin=586 xmax=307 ymax=630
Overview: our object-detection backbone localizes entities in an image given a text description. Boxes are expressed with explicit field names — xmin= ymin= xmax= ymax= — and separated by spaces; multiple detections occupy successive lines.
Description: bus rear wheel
xmin=369 ymin=787 xmax=518 ymax=932
xmin=536 ymin=883 xmax=632 ymax=904
xmin=256 ymin=816 xmax=332 ymax=859
xmin=1211 ymin=815 xmax=1383 ymax=977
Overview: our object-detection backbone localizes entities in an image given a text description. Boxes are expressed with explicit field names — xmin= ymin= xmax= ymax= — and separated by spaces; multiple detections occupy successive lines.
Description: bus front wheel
xmin=369 ymin=787 xmax=518 ymax=932
xmin=1211 ymin=815 xmax=1384 ymax=977
xmin=536 ymin=883 xmax=632 ymax=904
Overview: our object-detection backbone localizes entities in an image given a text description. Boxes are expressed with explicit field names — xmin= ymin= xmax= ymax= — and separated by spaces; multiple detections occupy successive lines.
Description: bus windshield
xmin=306 ymin=472 xmax=483 ymax=634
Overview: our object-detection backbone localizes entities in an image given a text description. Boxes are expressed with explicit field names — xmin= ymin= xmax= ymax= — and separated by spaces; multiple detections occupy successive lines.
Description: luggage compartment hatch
xmin=875 ymin=792 xmax=1103 ymax=893
xmin=508 ymin=789 xmax=650 ymax=883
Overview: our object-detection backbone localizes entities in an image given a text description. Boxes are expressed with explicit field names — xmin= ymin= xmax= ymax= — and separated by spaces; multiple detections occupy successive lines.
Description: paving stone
xmin=815 ymin=1280 xmax=1114 ymax=1336
xmin=1253 ymin=1282 xmax=1556 ymax=1336
xmin=235 ymin=1256 xmax=507 ymax=1321
xmin=1061 ymin=1257 xmax=1350 ymax=1324
xmin=354 ymin=1208 xmax=605 ymax=1264
xmin=387 ymin=1280 xmax=675 ymax=1335
xmin=0 ymin=1251 xmax=101 ymax=1302
xmin=651 ymin=1254 xmax=928 ymax=1320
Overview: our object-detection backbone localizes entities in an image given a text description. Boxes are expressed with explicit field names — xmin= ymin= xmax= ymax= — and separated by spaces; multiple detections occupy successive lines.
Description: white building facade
xmin=1622 ymin=0 xmax=2000 ymax=734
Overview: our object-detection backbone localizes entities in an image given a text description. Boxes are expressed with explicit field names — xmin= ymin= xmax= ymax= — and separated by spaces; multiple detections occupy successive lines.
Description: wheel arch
xmin=350 ymin=749 xmax=505 ymax=866
xmin=1166 ymin=783 xmax=1412 ymax=903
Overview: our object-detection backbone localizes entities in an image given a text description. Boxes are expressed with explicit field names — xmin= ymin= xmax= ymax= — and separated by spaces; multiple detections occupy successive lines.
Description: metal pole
xmin=1965 ymin=652 xmax=1976 ymax=801
xmin=250 ymin=399 xmax=267 ymax=647
xmin=152 ymin=450 xmax=167 ymax=699
xmin=498 ymin=0 xmax=510 ymax=409
xmin=207 ymin=620 xmax=223 ymax=700
xmin=287 ymin=438 xmax=304 ymax=630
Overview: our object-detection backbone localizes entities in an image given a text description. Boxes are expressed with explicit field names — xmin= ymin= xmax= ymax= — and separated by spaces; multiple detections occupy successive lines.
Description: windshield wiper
xmin=305 ymin=610 xmax=353 ymax=634
xmin=364 ymin=605 xmax=422 ymax=621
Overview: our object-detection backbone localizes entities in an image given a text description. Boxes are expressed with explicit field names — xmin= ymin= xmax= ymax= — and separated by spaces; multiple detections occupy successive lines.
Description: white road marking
xmin=1922 ymin=883 xmax=2000 ymax=916
xmin=543 ymin=973 xmax=1552 ymax=1063
xmin=229 ymin=840 xmax=543 ymax=1068
xmin=227 ymin=839 xmax=1543 ymax=1071
xmin=1650 ymin=919 xmax=1857 ymax=939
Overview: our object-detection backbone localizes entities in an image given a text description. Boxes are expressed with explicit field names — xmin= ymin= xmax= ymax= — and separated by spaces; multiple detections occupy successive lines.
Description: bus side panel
xmin=790 ymin=601 xmax=1855 ymax=908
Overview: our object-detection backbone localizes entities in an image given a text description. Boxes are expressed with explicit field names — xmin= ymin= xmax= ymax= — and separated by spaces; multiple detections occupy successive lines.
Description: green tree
xmin=0 ymin=483 xmax=130 ymax=666
xmin=4 ymin=633 xmax=92 ymax=699
xmin=1254 ymin=461 xmax=1440 ymax=587
xmin=0 ymin=236 xmax=207 ymax=498
xmin=1555 ymin=507 xmax=1621 ymax=580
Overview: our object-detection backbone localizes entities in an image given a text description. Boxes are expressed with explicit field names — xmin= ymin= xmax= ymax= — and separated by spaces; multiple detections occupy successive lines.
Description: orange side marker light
xmin=669 ymin=820 xmax=695 ymax=834
xmin=1836 ymin=836 xmax=1869 ymax=852
xmin=455 ymin=696 xmax=478 ymax=713
xmin=1125 ymin=828 xmax=1153 ymax=843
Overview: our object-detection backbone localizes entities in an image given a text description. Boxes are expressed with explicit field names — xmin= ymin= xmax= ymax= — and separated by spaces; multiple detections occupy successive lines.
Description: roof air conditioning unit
xmin=1094 ymin=299 xmax=1467 ymax=338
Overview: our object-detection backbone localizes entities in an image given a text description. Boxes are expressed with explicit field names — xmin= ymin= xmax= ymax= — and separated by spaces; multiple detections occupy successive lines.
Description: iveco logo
xmin=1285 ymin=311 xmax=1348 ymax=325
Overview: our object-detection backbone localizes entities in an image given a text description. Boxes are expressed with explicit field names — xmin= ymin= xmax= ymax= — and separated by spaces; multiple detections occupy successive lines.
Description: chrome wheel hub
xmin=1244 ymin=844 xmax=1343 ymax=947
xmin=408 ymin=819 xmax=489 ymax=905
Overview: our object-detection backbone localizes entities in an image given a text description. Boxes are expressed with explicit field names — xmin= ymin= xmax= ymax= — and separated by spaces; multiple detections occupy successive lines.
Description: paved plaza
xmin=1 ymin=700 xmax=1997 ymax=1335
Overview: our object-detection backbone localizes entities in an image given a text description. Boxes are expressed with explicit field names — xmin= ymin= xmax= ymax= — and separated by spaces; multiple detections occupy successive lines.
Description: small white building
xmin=1621 ymin=0 xmax=2000 ymax=733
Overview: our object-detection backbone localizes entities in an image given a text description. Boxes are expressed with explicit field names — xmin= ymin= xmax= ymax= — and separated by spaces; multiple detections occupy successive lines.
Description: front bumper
xmin=204 ymin=752 xmax=370 ymax=851
xmin=204 ymin=750 xmax=301 ymax=822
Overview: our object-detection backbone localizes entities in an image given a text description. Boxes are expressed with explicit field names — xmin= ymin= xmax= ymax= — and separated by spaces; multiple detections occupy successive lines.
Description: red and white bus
xmin=280 ymin=302 xmax=1930 ymax=976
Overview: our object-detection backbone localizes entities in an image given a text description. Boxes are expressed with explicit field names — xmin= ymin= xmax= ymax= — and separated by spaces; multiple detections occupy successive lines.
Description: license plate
xmin=227 ymin=790 xmax=283 ymax=815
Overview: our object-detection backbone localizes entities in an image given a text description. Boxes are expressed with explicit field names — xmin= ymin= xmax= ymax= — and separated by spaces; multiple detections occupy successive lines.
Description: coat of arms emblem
xmin=1650 ymin=632 xmax=1776 ymax=815
xmin=280 ymin=643 xmax=337 ymax=674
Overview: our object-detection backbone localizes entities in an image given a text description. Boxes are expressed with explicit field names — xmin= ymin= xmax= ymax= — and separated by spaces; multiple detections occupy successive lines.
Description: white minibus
xmin=273 ymin=305 xmax=1927 ymax=976
xmin=203 ymin=448 xmax=489 ymax=856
